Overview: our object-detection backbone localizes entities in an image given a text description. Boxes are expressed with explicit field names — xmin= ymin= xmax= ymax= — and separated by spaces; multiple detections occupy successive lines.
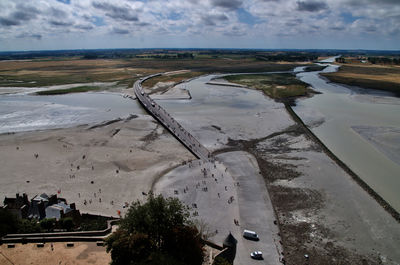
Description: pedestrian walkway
xmin=134 ymin=75 xmax=211 ymax=161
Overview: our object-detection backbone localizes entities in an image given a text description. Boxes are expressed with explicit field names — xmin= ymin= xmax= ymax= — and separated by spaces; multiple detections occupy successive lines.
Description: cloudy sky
xmin=0 ymin=0 xmax=399 ymax=51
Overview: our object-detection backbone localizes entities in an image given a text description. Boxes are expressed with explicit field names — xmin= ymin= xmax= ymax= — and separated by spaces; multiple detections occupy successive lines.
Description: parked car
xmin=243 ymin=229 xmax=259 ymax=241
xmin=250 ymin=251 xmax=263 ymax=260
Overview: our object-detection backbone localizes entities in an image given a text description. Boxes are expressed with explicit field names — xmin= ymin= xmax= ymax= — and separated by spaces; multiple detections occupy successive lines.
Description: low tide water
xmin=294 ymin=63 xmax=400 ymax=212
xmin=0 ymin=92 xmax=144 ymax=134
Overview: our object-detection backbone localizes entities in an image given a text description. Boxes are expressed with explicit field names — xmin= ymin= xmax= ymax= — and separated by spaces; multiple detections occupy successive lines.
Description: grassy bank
xmin=142 ymin=71 xmax=203 ymax=88
xmin=321 ymin=64 xmax=400 ymax=96
xmin=36 ymin=86 xmax=101 ymax=95
xmin=224 ymin=73 xmax=310 ymax=99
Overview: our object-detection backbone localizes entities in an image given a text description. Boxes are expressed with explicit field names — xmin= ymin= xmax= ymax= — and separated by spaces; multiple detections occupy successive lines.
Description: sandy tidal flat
xmin=0 ymin=114 xmax=193 ymax=217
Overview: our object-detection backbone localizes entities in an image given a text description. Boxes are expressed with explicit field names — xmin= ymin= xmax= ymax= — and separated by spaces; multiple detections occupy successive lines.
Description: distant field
xmin=0 ymin=59 xmax=152 ymax=88
xmin=224 ymin=73 xmax=310 ymax=99
xmin=322 ymin=64 xmax=400 ymax=96
xmin=0 ymin=57 xmax=306 ymax=90
xmin=36 ymin=86 xmax=101 ymax=95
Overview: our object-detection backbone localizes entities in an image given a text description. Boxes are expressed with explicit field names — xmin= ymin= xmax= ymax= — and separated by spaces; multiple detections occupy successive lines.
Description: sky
xmin=0 ymin=0 xmax=399 ymax=51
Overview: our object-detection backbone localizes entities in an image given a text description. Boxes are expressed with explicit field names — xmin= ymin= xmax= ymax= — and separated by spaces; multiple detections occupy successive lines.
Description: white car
xmin=243 ymin=229 xmax=259 ymax=241
xmin=250 ymin=251 xmax=263 ymax=260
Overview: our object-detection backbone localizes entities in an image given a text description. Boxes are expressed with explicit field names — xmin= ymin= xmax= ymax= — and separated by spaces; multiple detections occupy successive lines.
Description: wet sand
xmin=0 ymin=114 xmax=193 ymax=217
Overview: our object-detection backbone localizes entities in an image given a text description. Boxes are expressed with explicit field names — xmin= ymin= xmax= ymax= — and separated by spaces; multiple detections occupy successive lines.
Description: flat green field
xmin=224 ymin=73 xmax=310 ymax=99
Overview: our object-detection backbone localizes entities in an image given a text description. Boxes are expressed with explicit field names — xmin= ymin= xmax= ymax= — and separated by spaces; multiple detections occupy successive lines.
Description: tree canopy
xmin=105 ymin=194 xmax=205 ymax=265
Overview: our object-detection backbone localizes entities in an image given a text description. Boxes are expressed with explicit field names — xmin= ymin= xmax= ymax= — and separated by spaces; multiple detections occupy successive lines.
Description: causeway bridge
xmin=133 ymin=75 xmax=212 ymax=162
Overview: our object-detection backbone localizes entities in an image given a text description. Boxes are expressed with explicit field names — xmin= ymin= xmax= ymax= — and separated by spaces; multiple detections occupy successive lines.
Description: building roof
xmin=45 ymin=202 xmax=72 ymax=219
xmin=33 ymin=193 xmax=49 ymax=202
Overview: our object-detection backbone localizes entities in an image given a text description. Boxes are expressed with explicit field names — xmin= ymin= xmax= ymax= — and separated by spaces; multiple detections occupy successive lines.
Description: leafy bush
xmin=40 ymin=218 xmax=56 ymax=231
xmin=60 ymin=217 xmax=74 ymax=231
xmin=106 ymin=194 xmax=205 ymax=265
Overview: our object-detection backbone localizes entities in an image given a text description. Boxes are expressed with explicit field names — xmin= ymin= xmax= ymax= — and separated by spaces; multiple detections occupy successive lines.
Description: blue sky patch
xmin=341 ymin=12 xmax=363 ymax=23
xmin=92 ymin=16 xmax=106 ymax=26
xmin=237 ymin=8 xmax=260 ymax=26
xmin=168 ymin=12 xmax=182 ymax=21
xmin=56 ymin=0 xmax=71 ymax=4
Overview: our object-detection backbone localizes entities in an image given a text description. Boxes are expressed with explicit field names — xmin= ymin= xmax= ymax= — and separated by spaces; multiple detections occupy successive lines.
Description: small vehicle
xmin=250 ymin=251 xmax=263 ymax=260
xmin=151 ymin=102 xmax=155 ymax=107
xmin=243 ymin=229 xmax=259 ymax=241
xmin=141 ymin=91 xmax=144 ymax=96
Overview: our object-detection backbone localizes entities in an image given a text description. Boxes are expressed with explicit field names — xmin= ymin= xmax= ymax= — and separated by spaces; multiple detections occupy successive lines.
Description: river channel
xmin=294 ymin=62 xmax=400 ymax=212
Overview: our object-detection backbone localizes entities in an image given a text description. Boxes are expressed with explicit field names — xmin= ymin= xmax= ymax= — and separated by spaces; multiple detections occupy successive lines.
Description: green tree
xmin=17 ymin=219 xmax=42 ymax=233
xmin=105 ymin=194 xmax=204 ymax=265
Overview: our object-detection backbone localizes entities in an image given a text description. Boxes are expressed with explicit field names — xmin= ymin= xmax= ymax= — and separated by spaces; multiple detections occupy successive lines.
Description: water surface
xmin=294 ymin=63 xmax=400 ymax=212
xmin=0 ymin=92 xmax=144 ymax=133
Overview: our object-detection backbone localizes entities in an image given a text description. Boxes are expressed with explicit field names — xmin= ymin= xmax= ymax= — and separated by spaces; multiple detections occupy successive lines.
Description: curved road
xmin=134 ymin=75 xmax=212 ymax=162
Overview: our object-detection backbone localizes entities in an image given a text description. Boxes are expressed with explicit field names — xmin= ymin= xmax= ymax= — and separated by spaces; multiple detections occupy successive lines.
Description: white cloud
xmin=0 ymin=0 xmax=399 ymax=50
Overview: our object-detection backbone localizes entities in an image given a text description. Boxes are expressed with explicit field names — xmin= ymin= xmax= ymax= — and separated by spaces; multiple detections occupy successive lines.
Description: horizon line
xmin=1 ymin=47 xmax=400 ymax=54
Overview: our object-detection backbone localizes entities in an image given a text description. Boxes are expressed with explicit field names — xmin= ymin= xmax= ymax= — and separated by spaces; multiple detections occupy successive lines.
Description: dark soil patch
xmin=258 ymin=157 xmax=301 ymax=182
xmin=211 ymin=125 xmax=222 ymax=131
xmin=269 ymin=186 xmax=324 ymax=212
xmin=280 ymin=222 xmax=379 ymax=265
xmin=140 ymin=124 xmax=160 ymax=142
